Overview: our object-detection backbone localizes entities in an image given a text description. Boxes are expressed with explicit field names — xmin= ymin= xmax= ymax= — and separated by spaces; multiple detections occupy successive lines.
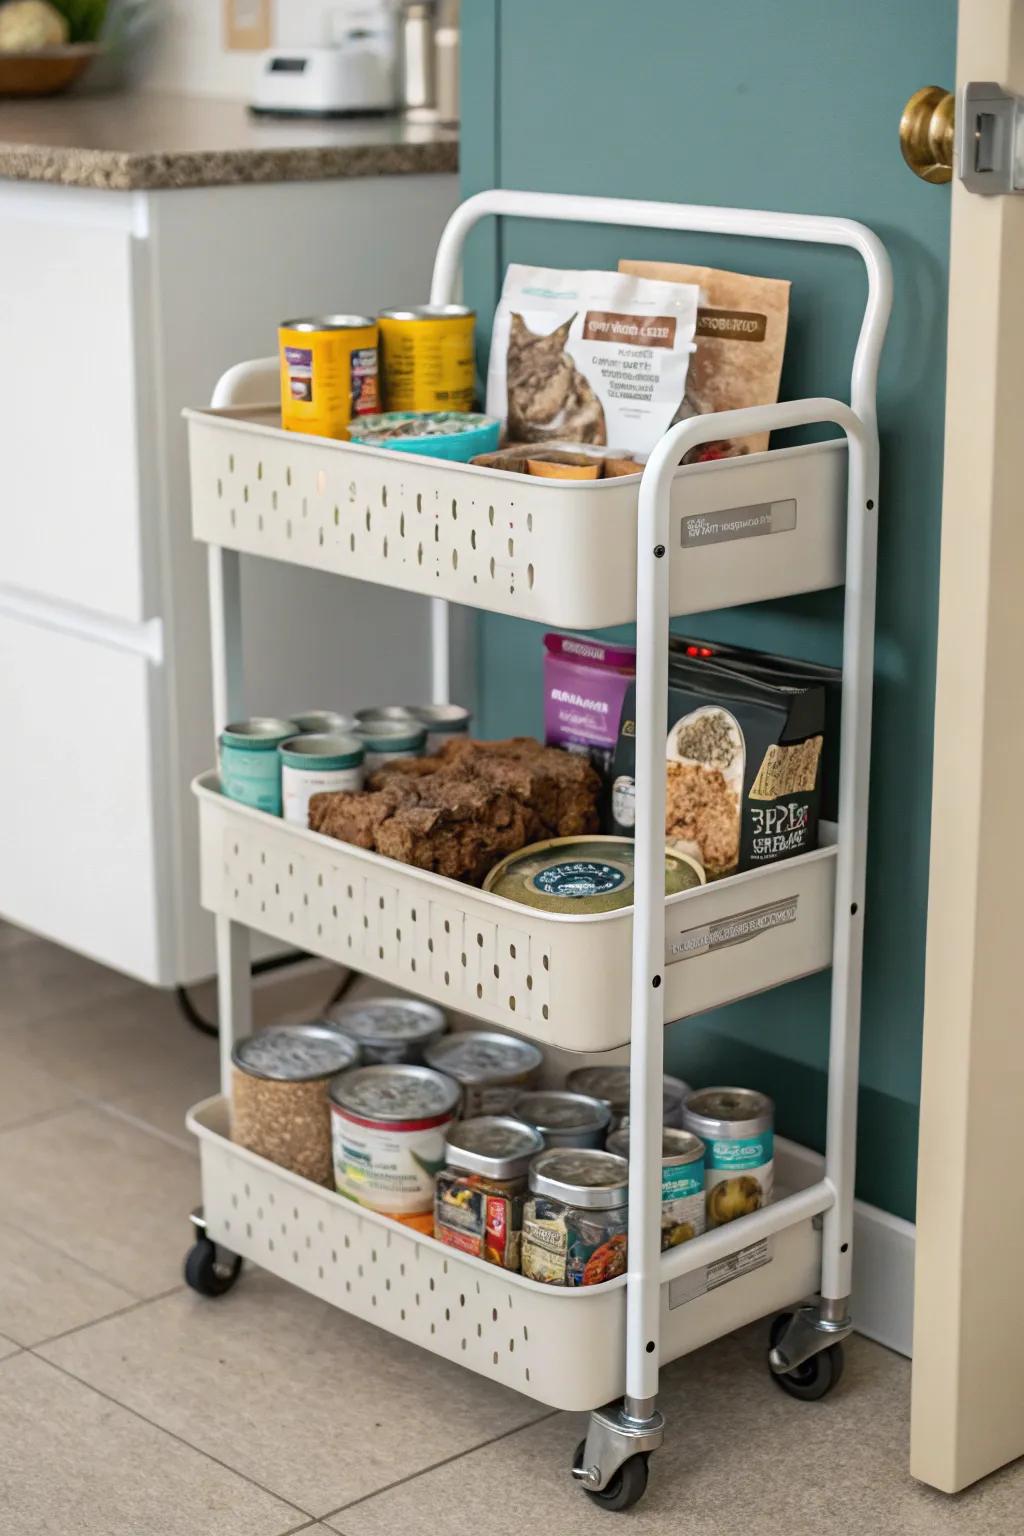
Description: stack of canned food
xmin=229 ymin=997 xmax=775 ymax=1290
xmin=279 ymin=305 xmax=500 ymax=461
xmin=217 ymin=702 xmax=471 ymax=826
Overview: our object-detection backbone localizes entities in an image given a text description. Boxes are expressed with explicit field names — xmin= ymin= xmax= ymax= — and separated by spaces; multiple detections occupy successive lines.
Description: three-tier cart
xmin=182 ymin=190 xmax=891 ymax=1511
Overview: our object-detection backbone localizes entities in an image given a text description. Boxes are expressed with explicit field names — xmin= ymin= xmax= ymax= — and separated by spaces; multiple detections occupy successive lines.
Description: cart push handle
xmin=429 ymin=187 xmax=892 ymax=434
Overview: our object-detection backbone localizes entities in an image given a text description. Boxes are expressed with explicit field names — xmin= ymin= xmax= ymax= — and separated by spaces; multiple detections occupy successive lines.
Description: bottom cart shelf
xmin=188 ymin=1096 xmax=823 ymax=1413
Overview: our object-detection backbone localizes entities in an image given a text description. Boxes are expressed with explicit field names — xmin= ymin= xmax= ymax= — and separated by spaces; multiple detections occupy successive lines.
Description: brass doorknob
xmin=900 ymin=86 xmax=955 ymax=182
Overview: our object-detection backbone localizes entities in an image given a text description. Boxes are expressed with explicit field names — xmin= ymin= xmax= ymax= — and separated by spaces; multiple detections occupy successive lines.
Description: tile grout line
xmin=89 ymin=1097 xmax=199 ymax=1155
xmin=320 ymin=1407 xmax=562 ymax=1522
xmin=0 ymin=1215 xmax=152 ymax=1301
xmin=30 ymin=1350 xmax=318 ymax=1523
xmin=31 ymin=1284 xmax=186 ymax=1350
xmin=0 ymin=1100 xmax=89 ymax=1140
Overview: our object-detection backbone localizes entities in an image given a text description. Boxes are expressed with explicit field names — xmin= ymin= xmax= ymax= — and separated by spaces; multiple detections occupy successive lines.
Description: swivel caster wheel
xmin=184 ymin=1235 xmax=243 ymax=1298
xmin=573 ymin=1440 xmax=650 ymax=1512
xmin=768 ymin=1312 xmax=845 ymax=1401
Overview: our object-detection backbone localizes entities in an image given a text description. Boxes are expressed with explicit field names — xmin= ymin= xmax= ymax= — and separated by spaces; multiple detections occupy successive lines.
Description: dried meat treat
xmin=311 ymin=737 xmax=600 ymax=883
xmin=308 ymin=778 xmax=418 ymax=847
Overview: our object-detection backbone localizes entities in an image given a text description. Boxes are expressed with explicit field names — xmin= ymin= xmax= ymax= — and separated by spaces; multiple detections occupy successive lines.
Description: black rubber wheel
xmin=768 ymin=1312 xmax=845 ymax=1401
xmin=184 ymin=1236 xmax=242 ymax=1297
xmin=573 ymin=1441 xmax=650 ymax=1511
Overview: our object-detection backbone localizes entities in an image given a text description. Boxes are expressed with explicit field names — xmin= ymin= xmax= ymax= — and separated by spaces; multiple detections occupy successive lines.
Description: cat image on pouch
xmin=506 ymin=312 xmax=607 ymax=444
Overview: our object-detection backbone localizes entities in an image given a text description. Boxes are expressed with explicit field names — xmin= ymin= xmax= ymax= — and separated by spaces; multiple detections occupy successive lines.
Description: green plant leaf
xmin=53 ymin=0 xmax=109 ymax=43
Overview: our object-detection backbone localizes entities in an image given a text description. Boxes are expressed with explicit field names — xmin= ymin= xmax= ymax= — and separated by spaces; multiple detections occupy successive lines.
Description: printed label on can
xmin=531 ymin=861 xmax=626 ymax=899
xmin=351 ymin=346 xmax=380 ymax=417
xmin=521 ymin=1213 xmax=569 ymax=1284
xmin=282 ymin=762 xmax=364 ymax=829
xmin=704 ymin=1131 xmax=774 ymax=1228
xmin=219 ymin=742 xmax=282 ymax=816
xmin=661 ymin=1159 xmax=706 ymax=1248
xmin=331 ymin=1107 xmax=451 ymax=1218
xmin=435 ymin=1181 xmax=519 ymax=1268
xmin=284 ymin=346 xmax=314 ymax=402
xmin=668 ymin=1237 xmax=772 ymax=1308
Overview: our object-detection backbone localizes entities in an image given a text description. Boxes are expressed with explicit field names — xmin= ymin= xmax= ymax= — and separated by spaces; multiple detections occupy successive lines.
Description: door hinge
xmin=958 ymin=82 xmax=1024 ymax=194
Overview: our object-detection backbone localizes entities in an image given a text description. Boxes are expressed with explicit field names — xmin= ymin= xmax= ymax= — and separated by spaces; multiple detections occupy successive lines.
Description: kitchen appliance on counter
xmin=251 ymin=1 xmax=397 ymax=118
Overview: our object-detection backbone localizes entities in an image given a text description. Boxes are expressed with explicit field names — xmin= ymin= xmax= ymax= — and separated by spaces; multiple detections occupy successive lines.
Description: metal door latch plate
xmin=959 ymin=82 xmax=1024 ymax=194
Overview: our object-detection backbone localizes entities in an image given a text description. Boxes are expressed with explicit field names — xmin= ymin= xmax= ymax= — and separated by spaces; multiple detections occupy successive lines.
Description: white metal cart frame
xmin=190 ymin=189 xmax=891 ymax=1509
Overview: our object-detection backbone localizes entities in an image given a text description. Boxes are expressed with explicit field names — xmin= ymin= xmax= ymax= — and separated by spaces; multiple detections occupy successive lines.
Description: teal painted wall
xmin=461 ymin=0 xmax=954 ymax=1220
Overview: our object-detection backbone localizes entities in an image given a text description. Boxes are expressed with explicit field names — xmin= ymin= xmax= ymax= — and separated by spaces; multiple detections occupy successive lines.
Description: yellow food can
xmin=378 ymin=304 xmax=476 ymax=413
xmin=279 ymin=315 xmax=380 ymax=438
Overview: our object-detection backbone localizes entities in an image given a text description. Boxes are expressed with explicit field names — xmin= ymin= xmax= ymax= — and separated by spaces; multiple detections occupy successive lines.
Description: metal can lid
xmin=279 ymin=733 xmax=364 ymax=770
xmin=565 ymin=1066 xmax=690 ymax=1121
xmin=326 ymin=996 xmax=447 ymax=1046
xmin=444 ymin=1116 xmax=544 ymax=1179
xmin=356 ymin=703 xmax=471 ymax=732
xmin=682 ymin=1086 xmax=774 ymax=1139
xmin=606 ymin=1126 xmax=704 ymax=1164
xmin=528 ymin=1147 xmax=630 ymax=1208
xmin=329 ymin=1063 xmax=460 ymax=1122
xmin=354 ymin=719 xmax=427 ymax=752
xmin=483 ymin=836 xmax=704 ymax=913
xmin=292 ymin=711 xmax=357 ymax=735
xmin=280 ymin=315 xmax=376 ymax=332
xmin=513 ymin=1090 xmax=612 ymax=1135
xmin=231 ymin=1023 xmax=359 ymax=1082
xmin=378 ymin=305 xmax=475 ymax=322
xmin=424 ymin=1030 xmax=543 ymax=1085
xmin=221 ymin=717 xmax=300 ymax=750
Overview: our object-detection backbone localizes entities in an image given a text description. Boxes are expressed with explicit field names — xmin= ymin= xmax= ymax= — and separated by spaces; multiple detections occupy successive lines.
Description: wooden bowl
xmin=0 ymin=44 xmax=101 ymax=97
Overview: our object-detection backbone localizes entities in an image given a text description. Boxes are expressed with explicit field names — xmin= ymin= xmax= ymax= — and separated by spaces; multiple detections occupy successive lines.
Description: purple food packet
xmin=543 ymin=633 xmax=637 ymax=777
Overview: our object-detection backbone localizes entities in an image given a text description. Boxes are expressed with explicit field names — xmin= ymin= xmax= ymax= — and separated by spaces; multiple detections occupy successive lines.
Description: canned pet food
xmin=682 ymin=1086 xmax=774 ymax=1228
xmin=483 ymin=836 xmax=705 ymax=914
xmin=512 ymin=1090 xmax=612 ymax=1149
xmin=355 ymin=703 xmax=471 ymax=756
xmin=353 ymin=717 xmax=427 ymax=771
xmin=219 ymin=717 xmax=299 ymax=816
xmin=423 ymin=1031 xmax=543 ymax=1117
xmin=378 ymin=305 xmax=476 ymax=413
xmin=280 ymin=734 xmax=364 ymax=828
xmin=522 ymin=1148 xmax=629 ymax=1286
xmin=330 ymin=1064 xmax=460 ymax=1233
xmin=606 ymin=1126 xmax=706 ymax=1248
xmin=434 ymin=1115 xmax=544 ymax=1268
xmin=292 ymin=711 xmax=357 ymax=735
xmin=325 ymin=996 xmax=447 ymax=1064
xmin=231 ymin=1023 xmax=360 ymax=1186
xmin=564 ymin=1066 xmax=691 ymax=1130
xmin=279 ymin=315 xmax=379 ymax=438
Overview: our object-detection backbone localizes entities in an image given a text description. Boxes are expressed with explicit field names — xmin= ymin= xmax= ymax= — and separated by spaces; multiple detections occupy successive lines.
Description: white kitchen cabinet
xmin=0 ymin=171 xmax=461 ymax=985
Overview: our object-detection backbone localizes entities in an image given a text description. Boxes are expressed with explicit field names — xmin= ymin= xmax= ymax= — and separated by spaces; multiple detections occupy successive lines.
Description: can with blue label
xmin=606 ymin=1125 xmax=706 ymax=1248
xmin=219 ymin=717 xmax=299 ymax=816
xmin=682 ymin=1087 xmax=774 ymax=1229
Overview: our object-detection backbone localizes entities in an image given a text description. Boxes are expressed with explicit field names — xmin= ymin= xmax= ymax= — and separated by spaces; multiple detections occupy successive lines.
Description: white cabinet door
xmin=0 ymin=612 xmax=166 ymax=982
xmin=0 ymin=202 xmax=146 ymax=622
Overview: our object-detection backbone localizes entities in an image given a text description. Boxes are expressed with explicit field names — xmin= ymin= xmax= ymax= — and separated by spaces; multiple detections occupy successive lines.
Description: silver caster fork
xmin=571 ymin=1400 xmax=664 ymax=1510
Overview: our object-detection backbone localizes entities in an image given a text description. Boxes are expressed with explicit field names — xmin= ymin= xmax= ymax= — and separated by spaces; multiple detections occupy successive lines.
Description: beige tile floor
xmin=2 ymin=921 xmax=1023 ymax=1534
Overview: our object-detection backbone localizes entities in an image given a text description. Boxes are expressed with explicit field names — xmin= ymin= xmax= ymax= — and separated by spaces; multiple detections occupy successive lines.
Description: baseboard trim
xmin=776 ymin=1135 xmax=915 ymax=1358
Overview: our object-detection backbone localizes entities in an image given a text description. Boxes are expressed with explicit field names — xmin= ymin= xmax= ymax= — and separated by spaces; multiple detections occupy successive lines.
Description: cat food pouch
xmin=487 ymin=265 xmax=701 ymax=455
xmin=618 ymin=259 xmax=790 ymax=461
xmin=609 ymin=641 xmax=827 ymax=879
xmin=543 ymin=633 xmax=637 ymax=810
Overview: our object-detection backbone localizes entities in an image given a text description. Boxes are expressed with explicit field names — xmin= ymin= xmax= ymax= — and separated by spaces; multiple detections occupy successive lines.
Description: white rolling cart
xmin=182 ymin=190 xmax=890 ymax=1511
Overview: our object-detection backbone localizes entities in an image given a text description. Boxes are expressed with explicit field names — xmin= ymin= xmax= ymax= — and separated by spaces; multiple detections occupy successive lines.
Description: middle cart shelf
xmin=196 ymin=771 xmax=837 ymax=1053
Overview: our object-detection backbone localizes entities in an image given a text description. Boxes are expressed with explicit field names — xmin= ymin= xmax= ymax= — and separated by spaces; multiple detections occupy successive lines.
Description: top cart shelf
xmin=186 ymin=406 xmax=847 ymax=630
xmin=186 ymin=187 xmax=889 ymax=632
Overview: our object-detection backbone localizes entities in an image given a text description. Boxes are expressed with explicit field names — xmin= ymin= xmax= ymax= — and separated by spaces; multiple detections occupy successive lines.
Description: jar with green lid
xmin=521 ymin=1147 xmax=629 ymax=1287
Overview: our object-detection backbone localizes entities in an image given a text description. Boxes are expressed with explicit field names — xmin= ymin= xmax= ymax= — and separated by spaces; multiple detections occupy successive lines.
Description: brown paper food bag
xmin=618 ymin=259 xmax=790 ymax=462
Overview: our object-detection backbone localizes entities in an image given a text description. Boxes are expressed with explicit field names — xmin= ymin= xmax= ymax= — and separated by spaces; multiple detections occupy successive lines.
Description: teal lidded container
xmin=219 ymin=717 xmax=299 ymax=816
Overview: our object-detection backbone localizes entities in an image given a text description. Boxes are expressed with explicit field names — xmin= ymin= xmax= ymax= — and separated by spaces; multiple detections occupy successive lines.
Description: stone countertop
xmin=0 ymin=91 xmax=458 ymax=191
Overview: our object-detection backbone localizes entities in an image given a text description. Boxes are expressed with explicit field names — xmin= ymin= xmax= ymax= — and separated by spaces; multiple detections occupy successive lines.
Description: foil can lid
xmin=232 ymin=1023 xmax=359 ymax=1082
xmin=682 ymin=1086 xmax=774 ymax=1139
xmin=606 ymin=1126 xmax=705 ymax=1164
xmin=528 ymin=1147 xmax=630 ymax=1208
xmin=329 ymin=1064 xmax=460 ymax=1122
xmin=281 ymin=315 xmax=376 ymax=331
xmin=379 ymin=305 xmax=475 ymax=322
xmin=221 ymin=717 xmax=299 ymax=750
xmin=280 ymin=734 xmax=364 ymax=769
xmin=443 ymin=1116 xmax=544 ymax=1179
xmin=424 ymin=1030 xmax=543 ymax=1085
xmin=327 ymin=996 xmax=447 ymax=1046
xmin=513 ymin=1090 xmax=612 ymax=1136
